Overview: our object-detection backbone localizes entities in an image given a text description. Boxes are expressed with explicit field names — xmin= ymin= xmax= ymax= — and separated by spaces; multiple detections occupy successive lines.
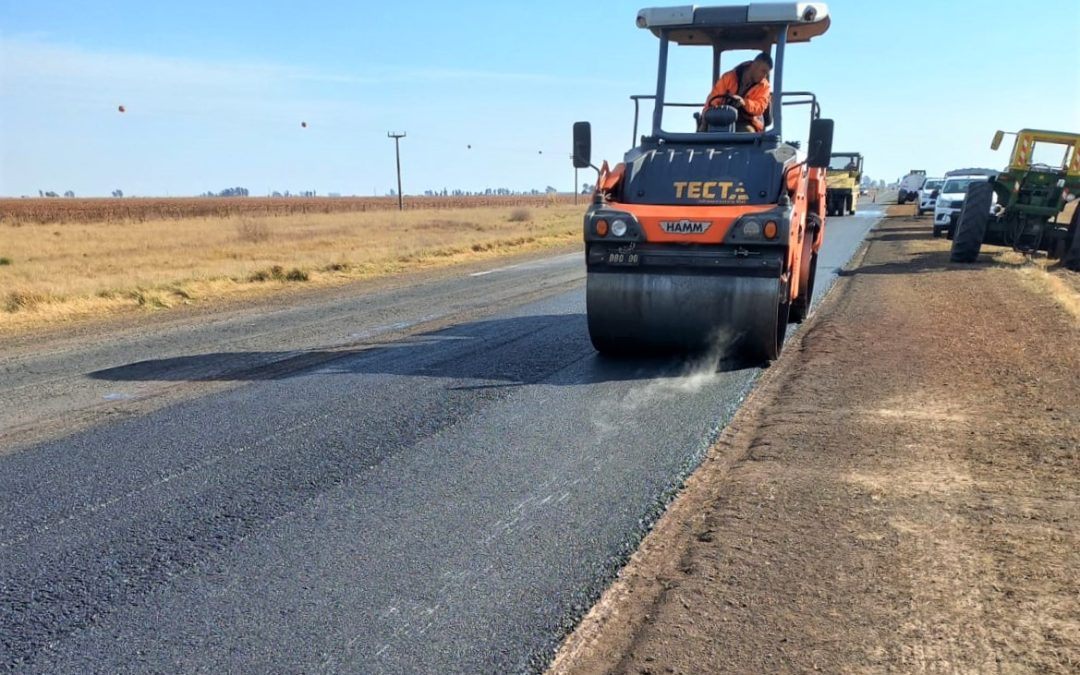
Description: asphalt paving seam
xmin=0 ymin=408 xmax=337 ymax=551
xmin=1 ymin=274 xmax=586 ymax=454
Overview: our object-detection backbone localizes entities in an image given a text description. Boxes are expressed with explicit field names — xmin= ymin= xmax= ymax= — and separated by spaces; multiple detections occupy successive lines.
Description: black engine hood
xmin=618 ymin=142 xmax=797 ymax=206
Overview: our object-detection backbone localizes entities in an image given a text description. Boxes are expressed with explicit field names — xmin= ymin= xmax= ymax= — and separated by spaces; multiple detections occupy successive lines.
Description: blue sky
xmin=2 ymin=0 xmax=1078 ymax=197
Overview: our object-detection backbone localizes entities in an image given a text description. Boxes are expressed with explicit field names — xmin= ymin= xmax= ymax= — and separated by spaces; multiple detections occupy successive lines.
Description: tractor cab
xmin=993 ymin=129 xmax=1080 ymax=177
xmin=989 ymin=129 xmax=1080 ymax=216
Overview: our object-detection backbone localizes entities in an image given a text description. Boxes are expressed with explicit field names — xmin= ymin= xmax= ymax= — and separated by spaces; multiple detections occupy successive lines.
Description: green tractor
xmin=951 ymin=129 xmax=1080 ymax=269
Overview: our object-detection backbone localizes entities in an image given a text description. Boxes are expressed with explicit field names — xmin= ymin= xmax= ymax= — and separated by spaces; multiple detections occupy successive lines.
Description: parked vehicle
xmin=916 ymin=177 xmax=944 ymax=216
xmin=934 ymin=172 xmax=998 ymax=238
xmin=897 ymin=170 xmax=926 ymax=205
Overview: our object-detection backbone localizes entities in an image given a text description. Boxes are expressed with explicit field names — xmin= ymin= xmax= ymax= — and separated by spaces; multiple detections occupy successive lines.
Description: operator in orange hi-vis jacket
xmin=700 ymin=51 xmax=773 ymax=132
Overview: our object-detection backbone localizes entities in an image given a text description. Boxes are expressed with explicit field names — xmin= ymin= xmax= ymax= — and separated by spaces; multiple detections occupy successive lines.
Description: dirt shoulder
xmin=550 ymin=206 xmax=1080 ymax=673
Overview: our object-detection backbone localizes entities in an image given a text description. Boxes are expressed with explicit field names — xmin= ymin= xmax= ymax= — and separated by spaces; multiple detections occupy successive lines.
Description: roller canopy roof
xmin=636 ymin=3 xmax=831 ymax=48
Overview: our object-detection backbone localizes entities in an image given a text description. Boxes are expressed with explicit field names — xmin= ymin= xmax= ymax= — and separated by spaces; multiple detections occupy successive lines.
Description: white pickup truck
xmin=933 ymin=171 xmax=1000 ymax=238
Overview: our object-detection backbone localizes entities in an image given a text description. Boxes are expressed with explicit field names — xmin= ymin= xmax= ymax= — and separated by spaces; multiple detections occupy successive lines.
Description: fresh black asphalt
xmin=0 ymin=210 xmax=882 ymax=673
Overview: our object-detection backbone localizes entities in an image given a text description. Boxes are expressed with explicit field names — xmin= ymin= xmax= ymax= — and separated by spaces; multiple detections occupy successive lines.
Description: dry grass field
xmin=0 ymin=198 xmax=585 ymax=333
xmin=0 ymin=194 xmax=579 ymax=225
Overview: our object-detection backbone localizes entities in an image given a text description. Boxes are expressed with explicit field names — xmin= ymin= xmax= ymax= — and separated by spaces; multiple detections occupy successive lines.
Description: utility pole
xmin=388 ymin=131 xmax=406 ymax=210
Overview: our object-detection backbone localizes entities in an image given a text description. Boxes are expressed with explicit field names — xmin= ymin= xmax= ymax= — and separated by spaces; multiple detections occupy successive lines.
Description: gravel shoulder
xmin=549 ymin=205 xmax=1080 ymax=674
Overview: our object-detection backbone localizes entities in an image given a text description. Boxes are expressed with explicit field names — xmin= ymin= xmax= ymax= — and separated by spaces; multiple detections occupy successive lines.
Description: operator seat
xmin=695 ymin=105 xmax=738 ymax=132
xmin=694 ymin=101 xmax=771 ymax=133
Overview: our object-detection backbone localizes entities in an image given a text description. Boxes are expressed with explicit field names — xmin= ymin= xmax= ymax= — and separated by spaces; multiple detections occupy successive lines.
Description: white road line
xmin=470 ymin=262 xmax=531 ymax=277
xmin=469 ymin=253 xmax=579 ymax=277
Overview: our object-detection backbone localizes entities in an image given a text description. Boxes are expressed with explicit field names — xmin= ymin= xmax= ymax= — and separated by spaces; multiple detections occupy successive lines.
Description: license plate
xmin=606 ymin=252 xmax=640 ymax=266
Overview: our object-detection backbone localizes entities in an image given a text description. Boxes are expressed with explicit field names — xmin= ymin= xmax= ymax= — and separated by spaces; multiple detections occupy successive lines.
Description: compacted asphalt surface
xmin=0 ymin=208 xmax=883 ymax=673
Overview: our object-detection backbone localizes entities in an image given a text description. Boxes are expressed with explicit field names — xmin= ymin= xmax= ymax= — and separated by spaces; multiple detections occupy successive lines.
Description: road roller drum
xmin=586 ymin=268 xmax=788 ymax=361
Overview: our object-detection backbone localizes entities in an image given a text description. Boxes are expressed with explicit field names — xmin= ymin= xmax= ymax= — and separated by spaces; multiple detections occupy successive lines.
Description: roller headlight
xmin=611 ymin=219 xmax=629 ymax=237
xmin=740 ymin=219 xmax=762 ymax=238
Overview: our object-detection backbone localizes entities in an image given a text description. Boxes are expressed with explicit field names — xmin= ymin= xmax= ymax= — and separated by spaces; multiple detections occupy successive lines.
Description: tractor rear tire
xmin=950 ymin=181 xmax=994 ymax=263
xmin=1064 ymin=206 xmax=1080 ymax=272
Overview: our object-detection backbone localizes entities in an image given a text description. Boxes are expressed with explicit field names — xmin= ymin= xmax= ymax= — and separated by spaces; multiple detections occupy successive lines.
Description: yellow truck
xmin=826 ymin=152 xmax=863 ymax=216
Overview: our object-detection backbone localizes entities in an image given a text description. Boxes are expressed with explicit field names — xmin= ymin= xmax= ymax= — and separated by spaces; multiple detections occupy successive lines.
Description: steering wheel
xmin=707 ymin=94 xmax=737 ymax=108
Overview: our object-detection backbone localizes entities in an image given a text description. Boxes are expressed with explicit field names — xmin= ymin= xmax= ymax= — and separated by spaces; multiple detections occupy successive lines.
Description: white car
xmin=917 ymin=178 xmax=944 ymax=216
xmin=933 ymin=175 xmax=999 ymax=238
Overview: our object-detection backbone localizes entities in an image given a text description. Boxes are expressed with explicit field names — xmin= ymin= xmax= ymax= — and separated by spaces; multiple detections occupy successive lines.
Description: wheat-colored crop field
xmin=0 ymin=196 xmax=585 ymax=333
xmin=0 ymin=194 xmax=579 ymax=225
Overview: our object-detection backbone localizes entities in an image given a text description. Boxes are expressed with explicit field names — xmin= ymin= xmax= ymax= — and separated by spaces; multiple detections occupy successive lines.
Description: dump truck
xmin=951 ymin=129 xmax=1080 ymax=267
xmin=572 ymin=3 xmax=834 ymax=363
xmin=825 ymin=152 xmax=863 ymax=216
